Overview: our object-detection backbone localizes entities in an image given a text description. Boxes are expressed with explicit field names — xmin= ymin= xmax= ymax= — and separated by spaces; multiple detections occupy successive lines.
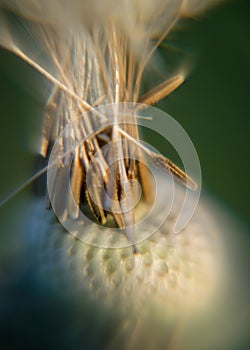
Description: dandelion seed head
xmin=1 ymin=1 xmax=248 ymax=349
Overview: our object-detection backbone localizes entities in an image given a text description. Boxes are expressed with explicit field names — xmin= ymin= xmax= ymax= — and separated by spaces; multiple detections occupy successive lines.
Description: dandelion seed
xmin=0 ymin=0 xmax=218 ymax=247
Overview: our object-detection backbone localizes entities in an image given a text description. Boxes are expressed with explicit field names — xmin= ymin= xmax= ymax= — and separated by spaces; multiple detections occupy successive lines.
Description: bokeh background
xmin=0 ymin=0 xmax=249 ymax=349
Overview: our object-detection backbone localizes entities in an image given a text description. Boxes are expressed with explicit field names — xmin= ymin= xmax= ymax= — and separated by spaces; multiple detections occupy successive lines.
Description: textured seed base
xmin=24 ymin=176 xmax=226 ymax=350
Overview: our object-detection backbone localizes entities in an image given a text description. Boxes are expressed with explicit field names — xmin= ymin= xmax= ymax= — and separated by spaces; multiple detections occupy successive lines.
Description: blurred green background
xmin=161 ymin=0 xmax=250 ymax=224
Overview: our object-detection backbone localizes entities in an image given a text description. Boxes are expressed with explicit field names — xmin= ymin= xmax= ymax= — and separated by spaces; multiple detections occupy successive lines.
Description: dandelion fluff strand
xmin=0 ymin=0 xmax=208 ymax=235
